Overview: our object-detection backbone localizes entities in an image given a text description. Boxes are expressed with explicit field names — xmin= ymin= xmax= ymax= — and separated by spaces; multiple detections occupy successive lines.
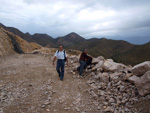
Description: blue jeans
xmin=56 ymin=60 xmax=65 ymax=80
xmin=79 ymin=60 xmax=86 ymax=75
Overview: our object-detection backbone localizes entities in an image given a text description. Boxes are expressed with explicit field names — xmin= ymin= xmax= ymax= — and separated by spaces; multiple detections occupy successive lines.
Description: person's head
xmin=84 ymin=49 xmax=88 ymax=54
xmin=59 ymin=44 xmax=63 ymax=51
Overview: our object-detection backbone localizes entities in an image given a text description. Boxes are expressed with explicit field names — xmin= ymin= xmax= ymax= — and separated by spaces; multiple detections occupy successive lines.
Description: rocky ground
xmin=0 ymin=53 xmax=150 ymax=113
xmin=0 ymin=53 xmax=100 ymax=113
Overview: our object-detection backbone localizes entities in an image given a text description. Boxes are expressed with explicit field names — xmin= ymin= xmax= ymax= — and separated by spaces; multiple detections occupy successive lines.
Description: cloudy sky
xmin=0 ymin=0 xmax=150 ymax=44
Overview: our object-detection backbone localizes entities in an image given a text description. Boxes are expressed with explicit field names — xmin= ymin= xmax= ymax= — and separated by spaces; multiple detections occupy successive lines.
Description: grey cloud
xmin=0 ymin=0 xmax=150 ymax=44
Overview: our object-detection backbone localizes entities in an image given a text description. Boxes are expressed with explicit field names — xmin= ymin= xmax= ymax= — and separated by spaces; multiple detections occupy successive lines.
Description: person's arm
xmin=65 ymin=52 xmax=69 ymax=66
xmin=53 ymin=51 xmax=58 ymax=66
xmin=66 ymin=57 xmax=68 ymax=66
xmin=53 ymin=56 xmax=57 ymax=66
xmin=84 ymin=53 xmax=92 ymax=60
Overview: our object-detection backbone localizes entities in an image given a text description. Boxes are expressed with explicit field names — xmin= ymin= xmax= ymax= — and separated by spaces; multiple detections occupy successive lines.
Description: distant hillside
xmin=112 ymin=42 xmax=150 ymax=65
xmin=0 ymin=23 xmax=150 ymax=65
xmin=56 ymin=32 xmax=86 ymax=47
xmin=31 ymin=33 xmax=55 ymax=47
xmin=68 ymin=38 xmax=150 ymax=65
xmin=68 ymin=38 xmax=134 ymax=57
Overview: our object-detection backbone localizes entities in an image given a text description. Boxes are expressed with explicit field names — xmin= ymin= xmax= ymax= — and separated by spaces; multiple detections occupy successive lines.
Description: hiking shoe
xmin=80 ymin=74 xmax=84 ymax=77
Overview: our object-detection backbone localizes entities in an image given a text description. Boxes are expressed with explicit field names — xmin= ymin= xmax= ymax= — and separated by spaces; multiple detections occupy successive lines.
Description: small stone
xmin=91 ymin=91 xmax=98 ymax=98
xmin=99 ymin=91 xmax=105 ymax=96
xmin=64 ymin=107 xmax=70 ymax=110
xmin=120 ymin=85 xmax=125 ymax=92
xmin=121 ymin=99 xmax=128 ymax=104
xmin=91 ymin=72 xmax=95 ymax=76
xmin=117 ymin=96 xmax=122 ymax=101
xmin=1 ymin=92 xmax=5 ymax=96
xmin=125 ymin=108 xmax=130 ymax=112
xmin=76 ymin=107 xmax=80 ymax=112
xmin=109 ymin=98 xmax=115 ymax=103
xmin=46 ymin=109 xmax=50 ymax=112
xmin=104 ymin=106 xmax=112 ymax=112
xmin=116 ymin=81 xmax=122 ymax=86
xmin=98 ymin=106 xmax=101 ymax=110
xmin=103 ymin=106 xmax=107 ymax=109
xmin=71 ymin=60 xmax=74 ymax=64
xmin=44 ymin=101 xmax=51 ymax=105
xmin=41 ymin=105 xmax=46 ymax=108
xmin=103 ymin=102 xmax=108 ymax=105
xmin=87 ymin=80 xmax=94 ymax=84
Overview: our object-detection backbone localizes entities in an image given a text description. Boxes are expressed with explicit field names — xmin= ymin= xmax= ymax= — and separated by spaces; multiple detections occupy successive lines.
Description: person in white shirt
xmin=53 ymin=45 xmax=68 ymax=81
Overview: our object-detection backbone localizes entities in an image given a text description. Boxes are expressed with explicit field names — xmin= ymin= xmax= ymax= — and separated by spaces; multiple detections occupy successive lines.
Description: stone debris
xmin=69 ymin=55 xmax=150 ymax=113
xmin=0 ymin=52 xmax=150 ymax=113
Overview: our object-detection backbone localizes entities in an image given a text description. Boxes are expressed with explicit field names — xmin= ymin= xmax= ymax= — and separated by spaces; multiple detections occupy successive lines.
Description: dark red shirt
xmin=79 ymin=52 xmax=91 ymax=61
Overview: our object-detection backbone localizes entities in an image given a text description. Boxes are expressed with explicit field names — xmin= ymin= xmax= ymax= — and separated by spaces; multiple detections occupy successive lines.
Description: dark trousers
xmin=56 ymin=60 xmax=65 ymax=80
xmin=77 ymin=58 xmax=92 ymax=75
xmin=78 ymin=60 xmax=86 ymax=75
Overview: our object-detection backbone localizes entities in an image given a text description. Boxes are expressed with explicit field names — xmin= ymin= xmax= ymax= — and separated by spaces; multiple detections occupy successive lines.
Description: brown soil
xmin=0 ymin=54 xmax=99 ymax=113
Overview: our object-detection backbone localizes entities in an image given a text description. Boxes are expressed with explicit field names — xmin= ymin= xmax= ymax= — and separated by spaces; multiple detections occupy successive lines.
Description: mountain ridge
xmin=0 ymin=23 xmax=150 ymax=65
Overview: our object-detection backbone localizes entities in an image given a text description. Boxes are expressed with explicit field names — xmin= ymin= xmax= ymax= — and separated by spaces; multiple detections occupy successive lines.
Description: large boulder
xmin=128 ymin=75 xmax=140 ymax=83
xmin=92 ymin=60 xmax=104 ymax=71
xmin=92 ymin=56 xmax=105 ymax=64
xmin=128 ymin=71 xmax=150 ymax=96
xmin=131 ymin=61 xmax=150 ymax=77
xmin=102 ymin=59 xmax=126 ymax=72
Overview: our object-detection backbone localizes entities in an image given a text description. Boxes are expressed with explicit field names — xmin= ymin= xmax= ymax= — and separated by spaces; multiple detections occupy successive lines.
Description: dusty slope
xmin=0 ymin=27 xmax=41 ymax=56
xmin=0 ymin=54 xmax=100 ymax=113
xmin=0 ymin=27 xmax=15 ymax=56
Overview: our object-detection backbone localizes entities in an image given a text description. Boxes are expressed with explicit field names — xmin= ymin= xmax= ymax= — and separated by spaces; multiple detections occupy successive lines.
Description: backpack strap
xmin=63 ymin=50 xmax=66 ymax=58
xmin=57 ymin=50 xmax=59 ymax=54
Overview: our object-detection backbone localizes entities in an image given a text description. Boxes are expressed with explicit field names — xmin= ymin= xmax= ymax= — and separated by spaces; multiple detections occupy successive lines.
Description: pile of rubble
xmin=69 ymin=55 xmax=150 ymax=113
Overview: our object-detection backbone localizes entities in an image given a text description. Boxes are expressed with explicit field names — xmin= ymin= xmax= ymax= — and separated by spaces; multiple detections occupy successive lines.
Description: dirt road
xmin=0 ymin=54 xmax=100 ymax=113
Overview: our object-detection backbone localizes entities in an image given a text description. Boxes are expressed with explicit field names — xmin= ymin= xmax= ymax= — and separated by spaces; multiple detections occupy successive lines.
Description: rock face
xmin=128 ymin=71 xmax=150 ymax=96
xmin=0 ymin=27 xmax=15 ymax=56
xmin=132 ymin=61 xmax=150 ymax=76
xmin=0 ymin=27 xmax=41 ymax=56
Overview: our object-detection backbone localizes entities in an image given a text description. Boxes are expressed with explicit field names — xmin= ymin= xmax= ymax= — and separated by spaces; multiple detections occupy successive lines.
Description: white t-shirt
xmin=54 ymin=50 xmax=68 ymax=59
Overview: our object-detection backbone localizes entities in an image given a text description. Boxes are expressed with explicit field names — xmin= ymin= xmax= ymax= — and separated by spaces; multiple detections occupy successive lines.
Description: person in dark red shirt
xmin=78 ymin=49 xmax=92 ymax=76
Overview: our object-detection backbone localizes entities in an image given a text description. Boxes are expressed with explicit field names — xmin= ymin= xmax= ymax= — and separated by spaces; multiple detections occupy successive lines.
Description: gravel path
xmin=0 ymin=54 xmax=100 ymax=113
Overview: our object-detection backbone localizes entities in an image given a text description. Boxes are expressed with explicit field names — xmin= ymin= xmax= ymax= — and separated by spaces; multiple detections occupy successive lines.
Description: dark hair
xmin=59 ymin=44 xmax=63 ymax=47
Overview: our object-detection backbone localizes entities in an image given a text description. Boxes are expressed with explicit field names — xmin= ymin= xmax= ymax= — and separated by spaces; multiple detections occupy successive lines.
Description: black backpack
xmin=57 ymin=50 xmax=67 ymax=62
